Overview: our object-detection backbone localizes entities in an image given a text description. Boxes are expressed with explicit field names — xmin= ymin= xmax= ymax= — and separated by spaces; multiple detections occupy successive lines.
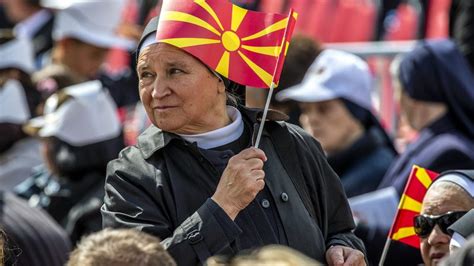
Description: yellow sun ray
xmin=160 ymin=38 xmax=221 ymax=48
xmin=238 ymin=51 xmax=272 ymax=87
xmin=216 ymin=51 xmax=230 ymax=77
xmin=162 ymin=11 xmax=221 ymax=36
xmin=241 ymin=45 xmax=281 ymax=57
xmin=416 ymin=168 xmax=433 ymax=189
xmin=241 ymin=18 xmax=288 ymax=41
xmin=392 ymin=227 xmax=416 ymax=240
xmin=399 ymin=194 xmax=422 ymax=213
xmin=194 ymin=0 xmax=224 ymax=31
xmin=231 ymin=5 xmax=247 ymax=32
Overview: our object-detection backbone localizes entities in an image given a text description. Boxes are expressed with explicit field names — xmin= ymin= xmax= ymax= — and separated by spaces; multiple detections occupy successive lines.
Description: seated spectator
xmin=2 ymin=0 xmax=55 ymax=67
xmin=276 ymin=49 xmax=396 ymax=197
xmin=0 ymin=190 xmax=71 ymax=266
xmin=415 ymin=170 xmax=474 ymax=265
xmin=0 ymin=35 xmax=42 ymax=190
xmin=67 ymin=228 xmax=176 ymax=266
xmin=44 ymin=0 xmax=139 ymax=108
xmin=15 ymin=80 xmax=123 ymax=243
xmin=206 ymin=245 xmax=321 ymax=266
xmin=378 ymin=39 xmax=474 ymax=195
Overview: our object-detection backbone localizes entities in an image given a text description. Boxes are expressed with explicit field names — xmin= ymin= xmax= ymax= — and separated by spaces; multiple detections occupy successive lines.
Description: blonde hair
xmin=206 ymin=245 xmax=321 ymax=266
xmin=67 ymin=228 xmax=176 ymax=266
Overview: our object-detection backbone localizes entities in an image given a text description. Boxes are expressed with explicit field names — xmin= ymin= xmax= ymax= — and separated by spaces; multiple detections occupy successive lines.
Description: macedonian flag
xmin=156 ymin=0 xmax=297 ymax=88
xmin=388 ymin=165 xmax=439 ymax=248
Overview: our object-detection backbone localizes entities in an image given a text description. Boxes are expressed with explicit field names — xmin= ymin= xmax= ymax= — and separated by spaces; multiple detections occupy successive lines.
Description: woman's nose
xmin=151 ymin=80 xmax=171 ymax=99
xmin=427 ymin=225 xmax=451 ymax=246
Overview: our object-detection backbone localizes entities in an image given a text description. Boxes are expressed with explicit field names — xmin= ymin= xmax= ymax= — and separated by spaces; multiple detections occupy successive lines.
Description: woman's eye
xmin=169 ymin=68 xmax=183 ymax=75
xmin=140 ymin=72 xmax=154 ymax=79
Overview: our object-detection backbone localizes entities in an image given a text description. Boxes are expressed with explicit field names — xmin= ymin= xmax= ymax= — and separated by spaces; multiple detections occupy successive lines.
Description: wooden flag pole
xmin=379 ymin=236 xmax=392 ymax=266
xmin=254 ymin=9 xmax=294 ymax=149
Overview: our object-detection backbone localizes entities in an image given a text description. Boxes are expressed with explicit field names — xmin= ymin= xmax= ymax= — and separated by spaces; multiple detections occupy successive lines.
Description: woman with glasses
xmin=415 ymin=170 xmax=474 ymax=266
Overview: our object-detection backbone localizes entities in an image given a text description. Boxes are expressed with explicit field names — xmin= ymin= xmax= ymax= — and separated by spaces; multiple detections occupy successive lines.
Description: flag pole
xmin=254 ymin=9 xmax=294 ymax=149
xmin=379 ymin=237 xmax=391 ymax=266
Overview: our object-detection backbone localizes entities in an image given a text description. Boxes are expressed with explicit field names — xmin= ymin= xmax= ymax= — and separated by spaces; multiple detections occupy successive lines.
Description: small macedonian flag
xmin=156 ymin=0 xmax=297 ymax=88
xmin=388 ymin=165 xmax=439 ymax=248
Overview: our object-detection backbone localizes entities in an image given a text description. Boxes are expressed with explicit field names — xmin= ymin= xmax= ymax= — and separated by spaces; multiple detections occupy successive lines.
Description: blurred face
xmin=299 ymin=99 xmax=363 ymax=154
xmin=59 ymin=39 xmax=109 ymax=79
xmin=419 ymin=183 xmax=473 ymax=266
xmin=3 ymin=0 xmax=39 ymax=23
xmin=137 ymin=43 xmax=228 ymax=134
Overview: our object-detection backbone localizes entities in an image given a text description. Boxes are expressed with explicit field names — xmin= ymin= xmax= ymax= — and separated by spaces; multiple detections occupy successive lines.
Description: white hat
xmin=0 ymin=38 xmax=35 ymax=74
xmin=0 ymin=79 xmax=31 ymax=124
xmin=275 ymin=49 xmax=374 ymax=111
xmin=25 ymin=80 xmax=121 ymax=146
xmin=52 ymin=0 xmax=135 ymax=49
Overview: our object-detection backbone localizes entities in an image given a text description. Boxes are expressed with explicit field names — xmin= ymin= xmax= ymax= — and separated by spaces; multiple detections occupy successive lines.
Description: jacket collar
xmin=137 ymin=106 xmax=288 ymax=159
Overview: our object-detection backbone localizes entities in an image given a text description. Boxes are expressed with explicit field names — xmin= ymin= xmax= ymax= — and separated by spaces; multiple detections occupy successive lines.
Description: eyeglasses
xmin=414 ymin=211 xmax=467 ymax=238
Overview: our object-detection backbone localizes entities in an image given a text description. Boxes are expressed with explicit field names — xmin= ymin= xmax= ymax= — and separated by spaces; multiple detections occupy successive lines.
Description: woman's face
xmin=299 ymin=100 xmax=362 ymax=154
xmin=137 ymin=43 xmax=227 ymax=134
xmin=420 ymin=183 xmax=473 ymax=266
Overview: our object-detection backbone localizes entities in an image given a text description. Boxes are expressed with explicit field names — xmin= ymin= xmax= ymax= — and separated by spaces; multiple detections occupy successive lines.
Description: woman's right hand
xmin=211 ymin=147 xmax=267 ymax=220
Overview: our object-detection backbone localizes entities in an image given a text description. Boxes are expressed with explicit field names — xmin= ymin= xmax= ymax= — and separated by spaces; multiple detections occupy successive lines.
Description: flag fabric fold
xmin=156 ymin=0 xmax=297 ymax=88
xmin=388 ymin=165 xmax=439 ymax=248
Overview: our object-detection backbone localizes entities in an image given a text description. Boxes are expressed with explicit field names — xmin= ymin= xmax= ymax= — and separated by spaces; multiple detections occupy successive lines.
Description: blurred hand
xmin=212 ymin=147 xmax=267 ymax=220
xmin=326 ymin=246 xmax=366 ymax=266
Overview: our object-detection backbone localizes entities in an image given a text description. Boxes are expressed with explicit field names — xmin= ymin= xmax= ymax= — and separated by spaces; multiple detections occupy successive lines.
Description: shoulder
xmin=419 ymin=132 xmax=474 ymax=159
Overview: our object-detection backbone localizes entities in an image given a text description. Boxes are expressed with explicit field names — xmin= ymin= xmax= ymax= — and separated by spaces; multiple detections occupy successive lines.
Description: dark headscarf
xmin=399 ymin=39 xmax=474 ymax=138
xmin=136 ymin=17 xmax=245 ymax=103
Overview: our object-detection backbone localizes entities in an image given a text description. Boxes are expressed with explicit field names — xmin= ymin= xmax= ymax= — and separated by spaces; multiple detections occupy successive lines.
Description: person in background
xmin=450 ymin=0 xmax=474 ymax=71
xmin=42 ymin=0 xmax=136 ymax=107
xmin=15 ymin=80 xmax=123 ymax=243
xmin=415 ymin=170 xmax=474 ymax=266
xmin=266 ymin=35 xmax=321 ymax=126
xmin=2 ymin=0 xmax=54 ymax=66
xmin=0 ymin=35 xmax=42 ymax=190
xmin=67 ymin=228 xmax=176 ymax=266
xmin=0 ymin=190 xmax=71 ymax=266
xmin=378 ymin=40 xmax=474 ymax=195
xmin=276 ymin=49 xmax=396 ymax=197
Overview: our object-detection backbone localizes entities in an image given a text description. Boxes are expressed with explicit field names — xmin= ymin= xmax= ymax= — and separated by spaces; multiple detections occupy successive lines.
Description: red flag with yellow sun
xmin=155 ymin=0 xmax=297 ymax=88
xmin=388 ymin=165 xmax=439 ymax=248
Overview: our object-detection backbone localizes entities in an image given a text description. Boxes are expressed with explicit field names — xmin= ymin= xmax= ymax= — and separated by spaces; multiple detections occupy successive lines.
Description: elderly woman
xmin=415 ymin=170 xmax=474 ymax=266
xmin=101 ymin=17 xmax=366 ymax=265
xmin=378 ymin=40 xmax=474 ymax=195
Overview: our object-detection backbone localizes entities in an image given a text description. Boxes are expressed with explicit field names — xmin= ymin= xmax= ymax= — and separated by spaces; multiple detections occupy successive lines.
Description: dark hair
xmin=43 ymin=136 xmax=123 ymax=179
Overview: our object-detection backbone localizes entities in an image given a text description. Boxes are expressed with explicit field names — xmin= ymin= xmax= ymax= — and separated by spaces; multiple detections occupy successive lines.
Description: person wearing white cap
xmin=3 ymin=0 xmax=55 ymax=65
xmin=0 ymin=35 xmax=42 ymax=190
xmin=15 ymin=80 xmax=123 ymax=243
xmin=276 ymin=49 xmax=396 ymax=198
xmin=414 ymin=170 xmax=474 ymax=266
xmin=42 ymin=0 xmax=134 ymax=80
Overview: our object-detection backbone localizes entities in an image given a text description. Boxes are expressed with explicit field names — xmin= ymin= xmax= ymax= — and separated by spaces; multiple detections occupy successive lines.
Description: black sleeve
xmin=101 ymin=146 xmax=241 ymax=265
xmin=287 ymin=124 xmax=367 ymax=256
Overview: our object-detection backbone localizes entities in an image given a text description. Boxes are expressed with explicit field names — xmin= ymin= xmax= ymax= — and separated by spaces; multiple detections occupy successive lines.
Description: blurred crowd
xmin=0 ymin=0 xmax=473 ymax=265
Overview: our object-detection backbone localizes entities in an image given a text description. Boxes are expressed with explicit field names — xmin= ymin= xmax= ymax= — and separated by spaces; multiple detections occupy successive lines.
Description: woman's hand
xmin=326 ymin=246 xmax=366 ymax=266
xmin=212 ymin=147 xmax=267 ymax=220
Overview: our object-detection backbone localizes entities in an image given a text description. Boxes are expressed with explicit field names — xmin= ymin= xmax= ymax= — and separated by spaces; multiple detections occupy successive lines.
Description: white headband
xmin=138 ymin=34 xmax=158 ymax=55
xmin=433 ymin=173 xmax=474 ymax=198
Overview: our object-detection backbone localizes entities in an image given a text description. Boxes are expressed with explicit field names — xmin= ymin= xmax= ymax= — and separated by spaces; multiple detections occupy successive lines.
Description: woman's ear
xmin=217 ymin=77 xmax=226 ymax=93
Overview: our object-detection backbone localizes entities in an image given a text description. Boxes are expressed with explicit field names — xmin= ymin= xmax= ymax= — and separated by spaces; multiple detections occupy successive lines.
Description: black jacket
xmin=102 ymin=107 xmax=366 ymax=265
